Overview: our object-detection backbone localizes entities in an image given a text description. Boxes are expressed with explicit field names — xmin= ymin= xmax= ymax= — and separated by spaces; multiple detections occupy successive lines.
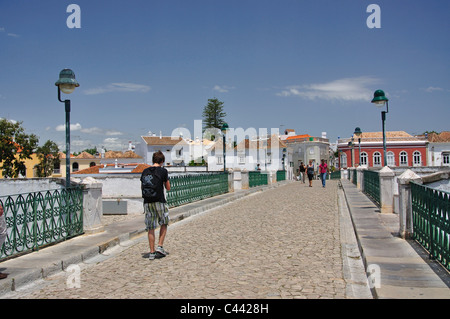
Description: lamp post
xmin=348 ymin=140 xmax=354 ymax=167
xmin=55 ymin=69 xmax=80 ymax=187
xmin=354 ymin=127 xmax=362 ymax=166
xmin=371 ymin=90 xmax=389 ymax=166
xmin=221 ymin=123 xmax=229 ymax=172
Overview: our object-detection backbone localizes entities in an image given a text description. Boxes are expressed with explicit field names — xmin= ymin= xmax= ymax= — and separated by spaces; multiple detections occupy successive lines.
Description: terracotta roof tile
xmin=428 ymin=131 xmax=450 ymax=143
xmin=131 ymin=164 xmax=151 ymax=173
xmin=141 ymin=136 xmax=186 ymax=146
xmin=75 ymin=151 xmax=96 ymax=159
xmin=72 ymin=166 xmax=100 ymax=174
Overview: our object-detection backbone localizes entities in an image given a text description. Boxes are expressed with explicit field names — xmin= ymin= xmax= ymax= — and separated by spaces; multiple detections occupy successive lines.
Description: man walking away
xmin=141 ymin=151 xmax=171 ymax=260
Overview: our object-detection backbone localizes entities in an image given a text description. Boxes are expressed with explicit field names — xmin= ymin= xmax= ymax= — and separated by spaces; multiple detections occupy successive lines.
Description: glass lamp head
xmin=371 ymin=89 xmax=388 ymax=107
xmin=55 ymin=69 xmax=79 ymax=94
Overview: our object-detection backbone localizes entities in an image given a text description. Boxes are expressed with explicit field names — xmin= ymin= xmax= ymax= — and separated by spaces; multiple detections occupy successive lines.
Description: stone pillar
xmin=340 ymin=168 xmax=346 ymax=180
xmin=357 ymin=166 xmax=365 ymax=190
xmin=270 ymin=171 xmax=276 ymax=184
xmin=232 ymin=169 xmax=241 ymax=191
xmin=398 ymin=169 xmax=422 ymax=239
xmin=379 ymin=166 xmax=395 ymax=214
xmin=241 ymin=170 xmax=249 ymax=189
xmin=80 ymin=177 xmax=104 ymax=234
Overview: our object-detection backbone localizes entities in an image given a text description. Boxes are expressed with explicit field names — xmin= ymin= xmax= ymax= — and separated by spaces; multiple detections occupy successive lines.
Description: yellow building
xmin=53 ymin=152 xmax=101 ymax=178
xmin=0 ymin=153 xmax=41 ymax=178
xmin=0 ymin=151 xmax=100 ymax=179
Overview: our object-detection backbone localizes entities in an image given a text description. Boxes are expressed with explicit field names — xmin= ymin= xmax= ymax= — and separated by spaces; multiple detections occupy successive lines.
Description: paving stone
xmin=9 ymin=180 xmax=364 ymax=299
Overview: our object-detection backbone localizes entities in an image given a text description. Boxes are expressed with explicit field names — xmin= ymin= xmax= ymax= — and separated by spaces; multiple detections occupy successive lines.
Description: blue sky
xmin=1 ymin=0 xmax=449 ymax=152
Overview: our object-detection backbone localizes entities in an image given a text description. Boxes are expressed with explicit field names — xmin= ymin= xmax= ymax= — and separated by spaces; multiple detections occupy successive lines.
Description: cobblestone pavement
xmin=10 ymin=180 xmax=351 ymax=299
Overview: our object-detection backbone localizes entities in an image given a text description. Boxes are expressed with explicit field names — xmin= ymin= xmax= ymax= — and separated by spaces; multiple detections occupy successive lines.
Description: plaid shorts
xmin=144 ymin=202 xmax=170 ymax=230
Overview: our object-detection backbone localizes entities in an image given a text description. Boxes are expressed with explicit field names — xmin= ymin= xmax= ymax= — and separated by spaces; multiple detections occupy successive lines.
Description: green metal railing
xmin=0 ymin=187 xmax=83 ymax=260
xmin=276 ymin=170 xmax=286 ymax=181
xmin=411 ymin=182 xmax=450 ymax=271
xmin=167 ymin=173 xmax=228 ymax=208
xmin=249 ymin=171 xmax=268 ymax=187
xmin=330 ymin=170 xmax=341 ymax=179
xmin=363 ymin=170 xmax=380 ymax=206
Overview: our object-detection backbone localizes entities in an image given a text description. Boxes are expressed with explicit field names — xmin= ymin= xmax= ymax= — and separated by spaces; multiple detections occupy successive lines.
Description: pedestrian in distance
xmin=299 ymin=162 xmax=306 ymax=183
xmin=141 ymin=151 xmax=171 ymax=260
xmin=306 ymin=160 xmax=315 ymax=187
xmin=319 ymin=159 xmax=328 ymax=188
xmin=0 ymin=204 xmax=7 ymax=279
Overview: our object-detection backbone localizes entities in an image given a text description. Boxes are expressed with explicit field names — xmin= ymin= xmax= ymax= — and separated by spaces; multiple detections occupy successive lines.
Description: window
xmin=443 ymin=152 xmax=450 ymax=166
xmin=90 ymin=162 xmax=96 ymax=167
xmin=360 ymin=152 xmax=368 ymax=166
xmin=239 ymin=155 xmax=246 ymax=164
xmin=54 ymin=162 xmax=60 ymax=174
xmin=217 ymin=156 xmax=223 ymax=165
xmin=387 ymin=151 xmax=395 ymax=166
xmin=373 ymin=152 xmax=382 ymax=167
xmin=400 ymin=151 xmax=408 ymax=166
xmin=72 ymin=162 xmax=79 ymax=172
xmin=413 ymin=151 xmax=422 ymax=166
xmin=340 ymin=153 xmax=347 ymax=168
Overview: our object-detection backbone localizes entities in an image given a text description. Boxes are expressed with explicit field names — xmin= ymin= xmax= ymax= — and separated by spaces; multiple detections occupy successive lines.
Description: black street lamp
xmin=55 ymin=69 xmax=80 ymax=187
xmin=354 ymin=127 xmax=362 ymax=166
xmin=371 ymin=90 xmax=389 ymax=167
xmin=221 ymin=123 xmax=229 ymax=172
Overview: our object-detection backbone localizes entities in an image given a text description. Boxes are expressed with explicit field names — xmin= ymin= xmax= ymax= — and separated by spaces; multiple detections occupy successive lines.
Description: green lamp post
xmin=55 ymin=69 xmax=80 ymax=187
xmin=371 ymin=90 xmax=389 ymax=166
xmin=354 ymin=127 xmax=362 ymax=166
xmin=221 ymin=123 xmax=229 ymax=172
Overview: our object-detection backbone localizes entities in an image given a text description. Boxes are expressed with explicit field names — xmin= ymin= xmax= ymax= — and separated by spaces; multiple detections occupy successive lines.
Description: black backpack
xmin=141 ymin=168 xmax=162 ymax=201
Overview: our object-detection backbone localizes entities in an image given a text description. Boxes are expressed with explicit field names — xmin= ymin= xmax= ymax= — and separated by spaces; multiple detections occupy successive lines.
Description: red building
xmin=337 ymin=131 xmax=427 ymax=168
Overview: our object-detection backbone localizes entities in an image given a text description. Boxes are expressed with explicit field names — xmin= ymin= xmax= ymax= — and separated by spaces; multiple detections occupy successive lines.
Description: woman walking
xmin=306 ymin=160 xmax=315 ymax=187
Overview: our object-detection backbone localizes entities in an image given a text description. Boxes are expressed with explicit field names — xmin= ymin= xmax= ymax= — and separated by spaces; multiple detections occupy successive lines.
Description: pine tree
xmin=202 ymin=98 xmax=226 ymax=131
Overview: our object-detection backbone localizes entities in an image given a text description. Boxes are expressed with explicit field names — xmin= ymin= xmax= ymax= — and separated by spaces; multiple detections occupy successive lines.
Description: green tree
xmin=202 ymin=98 xmax=226 ymax=131
xmin=35 ymin=140 xmax=60 ymax=177
xmin=0 ymin=119 xmax=39 ymax=178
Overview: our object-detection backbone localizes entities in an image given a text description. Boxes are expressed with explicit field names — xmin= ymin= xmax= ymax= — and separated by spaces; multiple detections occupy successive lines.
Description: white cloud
xmin=105 ymin=130 xmax=123 ymax=136
xmin=83 ymin=82 xmax=151 ymax=95
xmin=0 ymin=27 xmax=20 ymax=37
xmin=55 ymin=124 xmax=124 ymax=137
xmin=277 ymin=76 xmax=380 ymax=102
xmin=102 ymin=137 xmax=126 ymax=150
xmin=0 ymin=117 xmax=17 ymax=124
xmin=80 ymin=127 xmax=103 ymax=134
xmin=213 ymin=85 xmax=235 ymax=93
xmin=424 ymin=86 xmax=443 ymax=93
xmin=55 ymin=123 xmax=82 ymax=131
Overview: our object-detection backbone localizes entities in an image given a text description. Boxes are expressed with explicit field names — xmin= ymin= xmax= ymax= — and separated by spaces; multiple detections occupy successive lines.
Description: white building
xmin=427 ymin=131 xmax=450 ymax=167
xmin=135 ymin=135 xmax=188 ymax=166
xmin=282 ymin=131 xmax=330 ymax=173
xmin=207 ymin=134 xmax=293 ymax=177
